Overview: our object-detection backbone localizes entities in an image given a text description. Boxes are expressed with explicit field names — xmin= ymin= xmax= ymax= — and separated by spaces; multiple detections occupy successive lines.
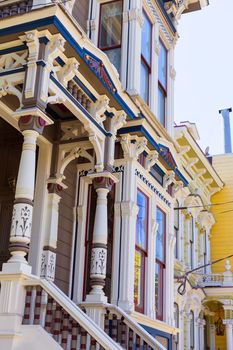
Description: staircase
xmin=0 ymin=273 xmax=166 ymax=350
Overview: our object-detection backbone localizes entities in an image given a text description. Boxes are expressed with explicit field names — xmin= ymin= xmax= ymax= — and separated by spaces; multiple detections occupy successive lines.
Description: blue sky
xmin=174 ymin=0 xmax=233 ymax=155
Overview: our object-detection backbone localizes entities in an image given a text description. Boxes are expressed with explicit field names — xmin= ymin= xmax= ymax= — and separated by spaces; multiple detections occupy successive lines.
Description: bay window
xmin=98 ymin=0 xmax=123 ymax=73
xmin=134 ymin=189 xmax=148 ymax=313
xmin=157 ymin=40 xmax=167 ymax=126
xmin=140 ymin=11 xmax=152 ymax=103
xmin=155 ymin=207 xmax=166 ymax=320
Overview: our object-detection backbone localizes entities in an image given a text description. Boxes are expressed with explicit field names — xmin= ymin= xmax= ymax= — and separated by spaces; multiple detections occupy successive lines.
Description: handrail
xmin=23 ymin=277 xmax=123 ymax=350
xmin=81 ymin=302 xmax=167 ymax=350
xmin=105 ymin=304 xmax=167 ymax=350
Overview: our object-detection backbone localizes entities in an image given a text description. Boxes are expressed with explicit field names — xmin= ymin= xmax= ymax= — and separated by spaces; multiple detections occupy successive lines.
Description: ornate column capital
xmin=18 ymin=115 xmax=46 ymax=134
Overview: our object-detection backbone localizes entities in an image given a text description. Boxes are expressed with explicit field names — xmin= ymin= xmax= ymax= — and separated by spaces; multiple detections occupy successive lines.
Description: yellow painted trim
xmin=131 ymin=311 xmax=178 ymax=335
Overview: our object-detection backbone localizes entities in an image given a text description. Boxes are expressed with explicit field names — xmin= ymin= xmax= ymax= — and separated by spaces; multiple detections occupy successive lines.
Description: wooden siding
xmin=72 ymin=0 xmax=90 ymax=33
xmin=0 ymin=118 xmax=22 ymax=269
xmin=211 ymin=154 xmax=233 ymax=273
xmin=55 ymin=160 xmax=77 ymax=295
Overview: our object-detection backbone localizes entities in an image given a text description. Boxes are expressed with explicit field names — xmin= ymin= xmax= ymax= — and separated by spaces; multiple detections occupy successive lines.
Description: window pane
xmin=99 ymin=1 xmax=122 ymax=49
xmin=156 ymin=208 xmax=166 ymax=262
xmin=155 ymin=262 xmax=163 ymax=319
xmin=158 ymin=40 xmax=167 ymax=89
xmin=134 ymin=250 xmax=144 ymax=310
xmin=136 ymin=190 xmax=148 ymax=250
xmin=105 ymin=47 xmax=121 ymax=73
xmin=140 ymin=60 xmax=149 ymax=103
xmin=157 ymin=86 xmax=165 ymax=126
xmin=141 ymin=11 xmax=151 ymax=65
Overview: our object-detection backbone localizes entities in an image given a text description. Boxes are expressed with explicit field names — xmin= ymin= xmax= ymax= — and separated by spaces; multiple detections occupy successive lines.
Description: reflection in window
xmin=174 ymin=303 xmax=179 ymax=350
xmin=134 ymin=189 xmax=148 ymax=313
xmin=174 ymin=201 xmax=179 ymax=259
xmin=155 ymin=207 xmax=166 ymax=320
xmin=157 ymin=40 xmax=167 ymax=126
xmin=190 ymin=311 xmax=195 ymax=349
xmin=98 ymin=1 xmax=123 ymax=73
xmin=140 ymin=11 xmax=152 ymax=103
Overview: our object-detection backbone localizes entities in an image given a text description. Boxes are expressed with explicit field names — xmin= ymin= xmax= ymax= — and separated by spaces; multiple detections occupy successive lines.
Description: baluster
xmin=71 ymin=321 xmax=79 ymax=350
xmin=90 ymin=337 xmax=97 ymax=350
xmin=33 ymin=286 xmax=42 ymax=325
xmin=128 ymin=328 xmax=134 ymax=350
xmin=112 ymin=314 xmax=118 ymax=342
xmin=72 ymin=85 xmax=78 ymax=99
xmin=81 ymin=95 xmax=87 ymax=109
xmin=77 ymin=90 xmax=82 ymax=104
xmin=23 ymin=286 xmax=33 ymax=325
xmin=19 ymin=2 xmax=27 ymax=13
xmin=2 ymin=6 xmax=10 ymax=17
xmin=80 ymin=327 xmax=87 ymax=349
xmin=86 ymin=99 xmax=91 ymax=112
xmin=61 ymin=312 xmax=69 ymax=349
xmin=45 ymin=295 xmax=54 ymax=333
xmin=53 ymin=304 xmax=62 ymax=342
xmin=10 ymin=4 xmax=18 ymax=15
xmin=67 ymin=81 xmax=74 ymax=94
xmin=136 ymin=334 xmax=141 ymax=350
xmin=120 ymin=317 xmax=127 ymax=348
xmin=104 ymin=310 xmax=110 ymax=336
xmin=27 ymin=0 xmax=33 ymax=11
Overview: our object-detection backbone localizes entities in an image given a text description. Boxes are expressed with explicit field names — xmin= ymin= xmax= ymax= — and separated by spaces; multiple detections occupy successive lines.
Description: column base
xmin=85 ymin=293 xmax=108 ymax=303
xmin=2 ymin=262 xmax=32 ymax=275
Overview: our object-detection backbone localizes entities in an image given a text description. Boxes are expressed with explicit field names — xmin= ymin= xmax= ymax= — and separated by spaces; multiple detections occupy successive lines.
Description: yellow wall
xmin=216 ymin=333 xmax=226 ymax=350
xmin=211 ymin=154 xmax=233 ymax=273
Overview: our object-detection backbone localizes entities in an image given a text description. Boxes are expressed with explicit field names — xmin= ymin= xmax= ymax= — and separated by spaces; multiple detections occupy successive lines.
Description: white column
xmin=40 ymin=183 xmax=62 ymax=281
xmin=194 ymin=317 xmax=199 ymax=350
xmin=185 ymin=316 xmax=191 ymax=350
xmin=224 ymin=320 xmax=233 ymax=350
xmin=126 ymin=0 xmax=143 ymax=95
xmin=86 ymin=176 xmax=113 ymax=303
xmin=209 ymin=324 xmax=216 ymax=350
xmin=3 ymin=115 xmax=45 ymax=273
xmin=198 ymin=319 xmax=205 ymax=350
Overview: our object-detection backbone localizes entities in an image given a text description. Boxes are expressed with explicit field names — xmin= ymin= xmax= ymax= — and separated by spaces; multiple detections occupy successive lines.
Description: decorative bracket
xmin=145 ymin=151 xmax=159 ymax=171
xmin=120 ymin=135 xmax=147 ymax=159
xmin=57 ymin=57 xmax=80 ymax=88
xmin=163 ymin=170 xmax=175 ymax=189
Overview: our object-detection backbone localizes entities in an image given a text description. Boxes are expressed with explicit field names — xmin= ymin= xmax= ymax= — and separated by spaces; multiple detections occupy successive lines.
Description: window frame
xmin=155 ymin=206 xmax=166 ymax=321
xmin=98 ymin=0 xmax=123 ymax=71
xmin=140 ymin=9 xmax=152 ymax=104
xmin=157 ymin=39 xmax=168 ymax=127
xmin=134 ymin=188 xmax=149 ymax=314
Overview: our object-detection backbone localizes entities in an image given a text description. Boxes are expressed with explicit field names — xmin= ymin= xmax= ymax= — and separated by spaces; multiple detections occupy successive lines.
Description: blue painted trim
xmin=141 ymin=324 xmax=173 ymax=350
xmin=156 ymin=0 xmax=176 ymax=34
xmin=50 ymin=74 xmax=111 ymax=137
xmin=0 ymin=16 xmax=136 ymax=120
xmin=118 ymin=124 xmax=188 ymax=186
xmin=0 ymin=44 xmax=27 ymax=55
xmin=36 ymin=60 xmax=46 ymax=67
xmin=39 ymin=36 xmax=49 ymax=45
xmin=0 ymin=67 xmax=25 ymax=77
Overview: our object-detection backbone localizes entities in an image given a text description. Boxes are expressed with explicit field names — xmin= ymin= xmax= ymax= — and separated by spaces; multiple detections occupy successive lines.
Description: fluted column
xmin=3 ymin=115 xmax=45 ymax=273
xmin=198 ymin=319 xmax=205 ymax=350
xmin=209 ymin=324 xmax=216 ymax=350
xmin=86 ymin=176 xmax=114 ymax=302
xmin=224 ymin=320 xmax=233 ymax=350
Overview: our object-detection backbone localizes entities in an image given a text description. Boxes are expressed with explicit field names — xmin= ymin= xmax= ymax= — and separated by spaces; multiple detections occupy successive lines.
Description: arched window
xmin=190 ymin=311 xmax=195 ymax=349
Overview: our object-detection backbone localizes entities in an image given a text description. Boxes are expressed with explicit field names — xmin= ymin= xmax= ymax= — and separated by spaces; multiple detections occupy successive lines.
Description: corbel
xmin=145 ymin=151 xmax=159 ymax=171
xmin=163 ymin=170 xmax=175 ymax=189
xmin=57 ymin=57 xmax=80 ymax=88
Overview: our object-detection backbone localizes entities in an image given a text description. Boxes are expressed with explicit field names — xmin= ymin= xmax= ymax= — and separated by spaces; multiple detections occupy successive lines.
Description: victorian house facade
xmin=1 ymin=0 xmax=228 ymax=350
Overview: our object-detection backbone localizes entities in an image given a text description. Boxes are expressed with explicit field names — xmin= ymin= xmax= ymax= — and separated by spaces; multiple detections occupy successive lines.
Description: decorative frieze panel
xmin=0 ymin=74 xmax=24 ymax=108
xmin=0 ymin=51 xmax=28 ymax=72
xmin=10 ymin=202 xmax=33 ymax=242
xmin=40 ymin=249 xmax=56 ymax=281
xmin=90 ymin=246 xmax=107 ymax=278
